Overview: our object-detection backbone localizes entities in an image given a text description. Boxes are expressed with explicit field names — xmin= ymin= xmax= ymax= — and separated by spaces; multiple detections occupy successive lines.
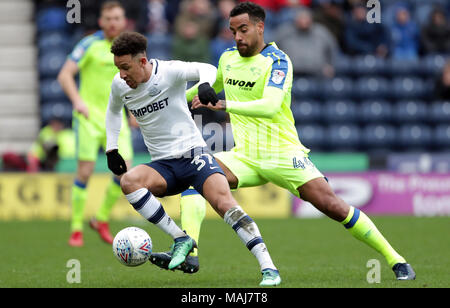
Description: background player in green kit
xmin=151 ymin=1 xmax=416 ymax=282
xmin=57 ymin=1 xmax=133 ymax=246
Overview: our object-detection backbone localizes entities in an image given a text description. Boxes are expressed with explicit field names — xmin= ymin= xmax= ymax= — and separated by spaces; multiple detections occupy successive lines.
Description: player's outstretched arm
xmin=192 ymin=86 xmax=285 ymax=119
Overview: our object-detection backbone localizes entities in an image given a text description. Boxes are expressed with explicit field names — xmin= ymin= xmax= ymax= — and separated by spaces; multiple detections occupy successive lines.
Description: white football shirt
xmin=106 ymin=59 xmax=217 ymax=161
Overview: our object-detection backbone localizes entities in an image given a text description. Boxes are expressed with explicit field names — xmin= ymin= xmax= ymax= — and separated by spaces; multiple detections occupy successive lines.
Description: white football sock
xmin=224 ymin=205 xmax=277 ymax=271
xmin=126 ymin=188 xmax=186 ymax=239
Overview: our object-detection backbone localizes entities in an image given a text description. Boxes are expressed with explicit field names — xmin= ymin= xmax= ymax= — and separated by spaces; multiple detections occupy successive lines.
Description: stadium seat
xmin=321 ymin=77 xmax=354 ymax=100
xmin=354 ymin=77 xmax=390 ymax=100
xmin=434 ymin=124 xmax=450 ymax=149
xmin=429 ymin=101 xmax=450 ymax=123
xmin=38 ymin=31 xmax=72 ymax=54
xmin=39 ymin=50 xmax=67 ymax=78
xmin=292 ymin=77 xmax=322 ymax=100
xmin=40 ymin=79 xmax=66 ymax=102
xmin=398 ymin=124 xmax=432 ymax=150
xmin=359 ymin=100 xmax=393 ymax=123
xmin=296 ymin=124 xmax=325 ymax=150
xmin=388 ymin=58 xmax=420 ymax=77
xmin=323 ymin=100 xmax=357 ymax=123
xmin=146 ymin=33 xmax=172 ymax=60
xmin=36 ymin=7 xmax=69 ymax=33
xmin=419 ymin=54 xmax=448 ymax=77
xmin=393 ymin=100 xmax=428 ymax=123
xmin=391 ymin=77 xmax=427 ymax=100
xmin=41 ymin=102 xmax=72 ymax=125
xmin=334 ymin=55 xmax=354 ymax=77
xmin=353 ymin=55 xmax=388 ymax=77
xmin=361 ymin=123 xmax=397 ymax=150
xmin=291 ymin=100 xmax=322 ymax=123
xmin=326 ymin=124 xmax=361 ymax=150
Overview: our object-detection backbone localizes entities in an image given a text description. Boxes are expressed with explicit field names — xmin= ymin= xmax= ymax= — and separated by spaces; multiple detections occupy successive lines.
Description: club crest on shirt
xmin=148 ymin=85 xmax=162 ymax=96
xmin=271 ymin=70 xmax=285 ymax=85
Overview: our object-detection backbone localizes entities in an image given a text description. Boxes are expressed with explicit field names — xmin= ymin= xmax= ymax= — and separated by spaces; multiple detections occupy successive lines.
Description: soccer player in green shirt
xmin=57 ymin=1 xmax=133 ymax=247
xmin=151 ymin=2 xmax=416 ymax=282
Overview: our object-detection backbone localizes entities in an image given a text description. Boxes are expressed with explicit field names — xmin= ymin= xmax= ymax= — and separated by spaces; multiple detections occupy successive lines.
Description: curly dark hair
xmin=111 ymin=31 xmax=147 ymax=57
xmin=229 ymin=1 xmax=266 ymax=23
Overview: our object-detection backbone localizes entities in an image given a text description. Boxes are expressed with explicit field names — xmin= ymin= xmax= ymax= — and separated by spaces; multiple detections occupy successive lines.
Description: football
xmin=112 ymin=227 xmax=152 ymax=267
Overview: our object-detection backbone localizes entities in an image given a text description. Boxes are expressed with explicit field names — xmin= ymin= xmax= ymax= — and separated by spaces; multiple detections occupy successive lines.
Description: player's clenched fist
xmin=198 ymin=82 xmax=218 ymax=106
xmin=106 ymin=149 xmax=127 ymax=175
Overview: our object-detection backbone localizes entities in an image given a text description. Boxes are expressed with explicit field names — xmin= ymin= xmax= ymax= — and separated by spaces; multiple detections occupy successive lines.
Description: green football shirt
xmin=188 ymin=42 xmax=309 ymax=160
xmin=68 ymin=30 xmax=119 ymax=128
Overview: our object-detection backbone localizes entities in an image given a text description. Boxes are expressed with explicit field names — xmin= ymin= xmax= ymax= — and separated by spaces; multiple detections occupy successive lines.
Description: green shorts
xmin=73 ymin=115 xmax=133 ymax=162
xmin=214 ymin=148 xmax=324 ymax=198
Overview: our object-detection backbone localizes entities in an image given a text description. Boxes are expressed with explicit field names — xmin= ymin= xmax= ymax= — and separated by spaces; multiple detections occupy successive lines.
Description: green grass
xmin=0 ymin=217 xmax=449 ymax=288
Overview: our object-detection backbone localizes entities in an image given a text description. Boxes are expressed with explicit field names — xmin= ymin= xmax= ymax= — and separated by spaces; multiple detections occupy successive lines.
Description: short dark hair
xmin=229 ymin=1 xmax=266 ymax=23
xmin=111 ymin=31 xmax=147 ymax=57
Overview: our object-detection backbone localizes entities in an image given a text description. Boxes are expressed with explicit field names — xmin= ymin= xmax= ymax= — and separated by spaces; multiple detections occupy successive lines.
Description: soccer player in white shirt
xmin=105 ymin=31 xmax=281 ymax=286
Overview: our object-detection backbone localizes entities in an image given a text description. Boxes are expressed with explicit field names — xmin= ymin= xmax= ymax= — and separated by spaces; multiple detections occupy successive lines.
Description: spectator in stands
xmin=172 ymin=18 xmax=212 ymax=63
xmin=435 ymin=60 xmax=450 ymax=100
xmin=174 ymin=0 xmax=216 ymax=39
xmin=142 ymin=0 xmax=170 ymax=35
xmin=421 ymin=7 xmax=450 ymax=55
xmin=275 ymin=7 xmax=338 ymax=77
xmin=212 ymin=0 xmax=237 ymax=37
xmin=165 ymin=0 xmax=183 ymax=27
xmin=210 ymin=21 xmax=235 ymax=66
xmin=80 ymin=0 xmax=145 ymax=33
xmin=314 ymin=0 xmax=345 ymax=49
xmin=210 ymin=0 xmax=236 ymax=65
xmin=390 ymin=4 xmax=419 ymax=60
xmin=344 ymin=3 xmax=389 ymax=57
xmin=26 ymin=117 xmax=75 ymax=173
xmin=172 ymin=0 xmax=214 ymax=62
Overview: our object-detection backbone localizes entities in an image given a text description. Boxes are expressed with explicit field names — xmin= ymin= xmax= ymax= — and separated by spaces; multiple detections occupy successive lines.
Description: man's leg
xmin=120 ymin=164 xmax=195 ymax=269
xmin=298 ymin=177 xmax=415 ymax=280
xmin=180 ymin=188 xmax=206 ymax=257
xmin=69 ymin=160 xmax=95 ymax=246
xmin=201 ymin=173 xmax=281 ymax=286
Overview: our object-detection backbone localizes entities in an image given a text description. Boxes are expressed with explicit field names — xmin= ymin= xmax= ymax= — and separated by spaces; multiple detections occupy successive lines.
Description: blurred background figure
xmin=210 ymin=0 xmax=236 ymax=66
xmin=344 ymin=3 xmax=389 ymax=58
xmin=144 ymin=0 xmax=170 ymax=35
xmin=314 ymin=0 xmax=345 ymax=50
xmin=390 ymin=4 xmax=419 ymax=60
xmin=421 ymin=7 xmax=450 ymax=55
xmin=27 ymin=117 xmax=75 ymax=173
xmin=434 ymin=60 xmax=450 ymax=100
xmin=172 ymin=0 xmax=215 ymax=62
xmin=275 ymin=7 xmax=338 ymax=78
xmin=1 ymin=118 xmax=74 ymax=172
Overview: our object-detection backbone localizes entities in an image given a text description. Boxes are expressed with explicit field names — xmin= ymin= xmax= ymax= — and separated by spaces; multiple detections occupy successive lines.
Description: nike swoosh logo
xmin=210 ymin=166 xmax=219 ymax=170
xmin=125 ymin=96 xmax=133 ymax=99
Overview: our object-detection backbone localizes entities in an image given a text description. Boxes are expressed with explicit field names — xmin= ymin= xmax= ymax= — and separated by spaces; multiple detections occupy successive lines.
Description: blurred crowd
xmin=25 ymin=0 xmax=450 ymax=170
xmin=36 ymin=0 xmax=450 ymax=73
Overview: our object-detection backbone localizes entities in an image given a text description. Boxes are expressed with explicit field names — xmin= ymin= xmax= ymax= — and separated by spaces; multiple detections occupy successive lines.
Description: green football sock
xmin=71 ymin=180 xmax=88 ymax=231
xmin=96 ymin=177 xmax=122 ymax=222
xmin=180 ymin=188 xmax=206 ymax=257
xmin=342 ymin=206 xmax=406 ymax=268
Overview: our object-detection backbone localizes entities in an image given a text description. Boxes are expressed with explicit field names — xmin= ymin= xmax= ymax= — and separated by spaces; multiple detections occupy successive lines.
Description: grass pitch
xmin=0 ymin=217 xmax=449 ymax=288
